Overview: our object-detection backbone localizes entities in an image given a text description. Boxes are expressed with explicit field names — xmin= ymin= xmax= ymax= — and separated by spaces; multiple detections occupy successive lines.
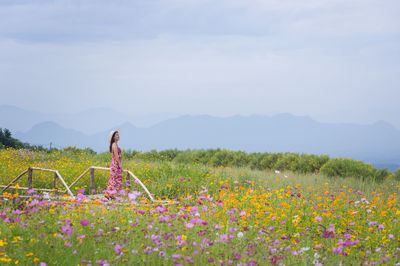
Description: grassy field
xmin=0 ymin=148 xmax=399 ymax=265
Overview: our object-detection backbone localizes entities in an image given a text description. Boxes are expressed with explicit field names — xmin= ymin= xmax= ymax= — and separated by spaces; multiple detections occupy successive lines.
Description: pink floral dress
xmin=106 ymin=145 xmax=123 ymax=196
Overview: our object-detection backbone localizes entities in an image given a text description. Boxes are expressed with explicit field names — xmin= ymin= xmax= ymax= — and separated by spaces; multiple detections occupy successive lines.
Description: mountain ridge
xmin=10 ymin=113 xmax=400 ymax=171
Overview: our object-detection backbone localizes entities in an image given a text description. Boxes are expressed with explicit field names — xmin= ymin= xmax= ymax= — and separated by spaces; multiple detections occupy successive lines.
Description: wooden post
xmin=54 ymin=172 xmax=58 ymax=196
xmin=126 ymin=171 xmax=131 ymax=191
xmin=90 ymin=168 xmax=96 ymax=195
xmin=12 ymin=188 xmax=16 ymax=206
xmin=27 ymin=168 xmax=33 ymax=189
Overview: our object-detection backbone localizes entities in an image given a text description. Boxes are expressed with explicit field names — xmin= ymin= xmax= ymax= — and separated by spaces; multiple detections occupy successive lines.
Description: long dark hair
xmin=109 ymin=131 xmax=118 ymax=153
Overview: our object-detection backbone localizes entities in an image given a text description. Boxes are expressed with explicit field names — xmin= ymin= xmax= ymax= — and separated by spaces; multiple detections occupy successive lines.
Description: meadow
xmin=0 ymin=147 xmax=399 ymax=265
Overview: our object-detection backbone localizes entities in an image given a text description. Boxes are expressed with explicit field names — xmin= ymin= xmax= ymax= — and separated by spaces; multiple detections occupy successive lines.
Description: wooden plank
xmin=30 ymin=167 xmax=57 ymax=173
xmin=0 ymin=169 xmax=28 ymax=193
xmin=69 ymin=167 xmax=91 ymax=189
xmin=0 ymin=185 xmax=62 ymax=192
xmin=91 ymin=166 xmax=110 ymax=171
xmin=126 ymin=172 xmax=131 ymax=191
xmin=126 ymin=171 xmax=156 ymax=201
xmin=28 ymin=168 xmax=33 ymax=189
xmin=55 ymin=171 xmax=74 ymax=197
xmin=54 ymin=172 xmax=59 ymax=196
xmin=90 ymin=168 xmax=96 ymax=195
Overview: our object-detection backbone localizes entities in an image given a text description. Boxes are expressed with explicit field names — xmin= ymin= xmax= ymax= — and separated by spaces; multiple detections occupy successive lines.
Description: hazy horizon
xmin=1 ymin=0 xmax=400 ymax=129
xmin=2 ymin=104 xmax=400 ymax=133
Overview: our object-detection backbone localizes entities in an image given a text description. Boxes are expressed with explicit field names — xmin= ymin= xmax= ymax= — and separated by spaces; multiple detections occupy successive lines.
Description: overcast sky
xmin=1 ymin=0 xmax=400 ymax=128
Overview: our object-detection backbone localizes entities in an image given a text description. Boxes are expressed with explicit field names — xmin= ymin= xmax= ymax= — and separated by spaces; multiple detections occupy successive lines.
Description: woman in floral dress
xmin=105 ymin=129 xmax=123 ymax=200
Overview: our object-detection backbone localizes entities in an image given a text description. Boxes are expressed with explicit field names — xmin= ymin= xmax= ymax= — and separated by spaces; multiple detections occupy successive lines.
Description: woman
xmin=105 ymin=129 xmax=123 ymax=200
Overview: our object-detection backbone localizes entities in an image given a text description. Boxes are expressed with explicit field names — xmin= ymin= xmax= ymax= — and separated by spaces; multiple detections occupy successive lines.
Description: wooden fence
xmin=0 ymin=166 xmax=170 ymax=204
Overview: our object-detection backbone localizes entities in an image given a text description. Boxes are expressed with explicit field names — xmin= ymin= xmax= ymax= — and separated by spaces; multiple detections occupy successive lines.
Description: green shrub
xmin=159 ymin=149 xmax=180 ymax=161
xmin=230 ymin=151 xmax=250 ymax=168
xmin=258 ymin=153 xmax=283 ymax=170
xmin=394 ymin=169 xmax=400 ymax=181
xmin=274 ymin=153 xmax=300 ymax=171
xmin=372 ymin=168 xmax=390 ymax=182
xmin=292 ymin=154 xmax=330 ymax=174
xmin=209 ymin=149 xmax=236 ymax=167
xmin=320 ymin=158 xmax=385 ymax=180
xmin=248 ymin=152 xmax=263 ymax=169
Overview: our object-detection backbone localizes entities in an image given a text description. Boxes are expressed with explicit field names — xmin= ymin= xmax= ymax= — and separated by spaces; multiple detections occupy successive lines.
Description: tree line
xmin=121 ymin=148 xmax=399 ymax=182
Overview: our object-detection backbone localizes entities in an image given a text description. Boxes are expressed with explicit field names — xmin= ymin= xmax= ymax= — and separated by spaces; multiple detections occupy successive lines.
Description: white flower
xmin=237 ymin=232 xmax=244 ymax=238
xmin=275 ymin=170 xmax=280 ymax=174
xmin=300 ymin=247 xmax=310 ymax=253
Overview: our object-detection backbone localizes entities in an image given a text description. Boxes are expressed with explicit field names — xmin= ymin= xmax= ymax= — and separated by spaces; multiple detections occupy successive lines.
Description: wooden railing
xmin=0 ymin=167 xmax=74 ymax=197
xmin=69 ymin=166 xmax=169 ymax=204
xmin=1 ymin=166 xmax=170 ymax=204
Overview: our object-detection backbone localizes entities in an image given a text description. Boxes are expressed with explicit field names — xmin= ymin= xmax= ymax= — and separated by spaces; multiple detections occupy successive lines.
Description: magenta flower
xmin=315 ymin=216 xmax=322 ymax=222
xmin=156 ymin=206 xmax=168 ymax=213
xmin=185 ymin=223 xmax=194 ymax=228
xmin=61 ymin=224 xmax=73 ymax=236
xmin=114 ymin=244 xmax=124 ymax=255
xmin=234 ymin=254 xmax=242 ymax=259
xmin=128 ymin=191 xmax=142 ymax=200
xmin=159 ymin=215 xmax=171 ymax=223
xmin=219 ymin=234 xmax=228 ymax=242
xmin=333 ymin=246 xmax=343 ymax=254
xmin=80 ymin=219 xmax=89 ymax=226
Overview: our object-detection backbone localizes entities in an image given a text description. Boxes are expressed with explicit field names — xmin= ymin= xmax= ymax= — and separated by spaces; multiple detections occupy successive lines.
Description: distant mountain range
xmin=0 ymin=105 xmax=178 ymax=134
xmin=2 ymin=105 xmax=400 ymax=171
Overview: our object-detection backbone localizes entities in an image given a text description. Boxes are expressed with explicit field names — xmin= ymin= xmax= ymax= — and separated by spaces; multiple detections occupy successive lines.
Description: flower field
xmin=0 ymin=148 xmax=399 ymax=265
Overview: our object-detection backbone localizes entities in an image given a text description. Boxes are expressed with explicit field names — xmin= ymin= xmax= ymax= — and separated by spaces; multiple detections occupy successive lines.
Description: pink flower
xmin=219 ymin=234 xmax=228 ymax=242
xmin=128 ymin=191 xmax=141 ymax=200
xmin=61 ymin=224 xmax=73 ymax=236
xmin=333 ymin=246 xmax=343 ymax=254
xmin=114 ymin=244 xmax=124 ymax=255
xmin=315 ymin=216 xmax=322 ymax=222
xmin=185 ymin=223 xmax=194 ymax=228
